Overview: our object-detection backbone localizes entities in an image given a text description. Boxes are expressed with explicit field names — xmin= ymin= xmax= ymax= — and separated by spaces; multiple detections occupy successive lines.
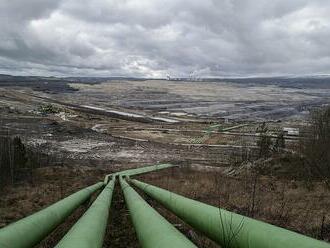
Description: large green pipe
xmin=55 ymin=178 xmax=115 ymax=248
xmin=0 ymin=182 xmax=104 ymax=248
xmin=131 ymin=179 xmax=330 ymax=248
xmin=120 ymin=163 xmax=176 ymax=176
xmin=120 ymin=177 xmax=197 ymax=248
xmin=104 ymin=163 xmax=176 ymax=183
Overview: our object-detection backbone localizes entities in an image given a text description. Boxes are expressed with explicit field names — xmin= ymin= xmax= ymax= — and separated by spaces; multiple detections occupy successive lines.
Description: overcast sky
xmin=0 ymin=0 xmax=330 ymax=77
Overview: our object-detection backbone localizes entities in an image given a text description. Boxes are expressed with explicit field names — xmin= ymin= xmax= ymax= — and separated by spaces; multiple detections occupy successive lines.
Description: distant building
xmin=283 ymin=127 xmax=299 ymax=136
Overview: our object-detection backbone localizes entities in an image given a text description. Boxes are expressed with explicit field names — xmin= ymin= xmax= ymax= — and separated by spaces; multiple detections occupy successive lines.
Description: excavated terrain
xmin=0 ymin=79 xmax=329 ymax=247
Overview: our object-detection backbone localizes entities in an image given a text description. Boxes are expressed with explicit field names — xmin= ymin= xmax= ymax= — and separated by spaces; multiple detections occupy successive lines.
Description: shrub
xmin=38 ymin=104 xmax=61 ymax=114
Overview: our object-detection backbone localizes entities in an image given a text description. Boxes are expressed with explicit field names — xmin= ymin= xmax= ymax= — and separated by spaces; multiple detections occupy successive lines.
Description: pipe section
xmin=0 ymin=182 xmax=103 ymax=248
xmin=55 ymin=178 xmax=115 ymax=248
xmin=120 ymin=177 xmax=197 ymax=248
xmin=104 ymin=163 xmax=176 ymax=182
xmin=131 ymin=179 xmax=330 ymax=248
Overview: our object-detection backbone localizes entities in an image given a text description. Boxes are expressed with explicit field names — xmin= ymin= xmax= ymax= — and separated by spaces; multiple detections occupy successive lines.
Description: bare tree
xmin=273 ymin=131 xmax=285 ymax=153
xmin=256 ymin=122 xmax=272 ymax=158
xmin=301 ymin=106 xmax=330 ymax=186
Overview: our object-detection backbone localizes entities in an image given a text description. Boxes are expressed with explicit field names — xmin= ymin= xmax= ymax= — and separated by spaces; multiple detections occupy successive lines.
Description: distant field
xmin=1 ymin=75 xmax=329 ymax=121
xmin=66 ymin=78 xmax=330 ymax=120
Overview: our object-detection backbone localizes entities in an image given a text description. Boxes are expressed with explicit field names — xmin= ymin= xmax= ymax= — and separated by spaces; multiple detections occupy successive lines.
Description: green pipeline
xmin=120 ymin=177 xmax=197 ymax=248
xmin=0 ymin=182 xmax=104 ymax=248
xmin=104 ymin=163 xmax=176 ymax=183
xmin=55 ymin=178 xmax=115 ymax=248
xmin=131 ymin=179 xmax=330 ymax=248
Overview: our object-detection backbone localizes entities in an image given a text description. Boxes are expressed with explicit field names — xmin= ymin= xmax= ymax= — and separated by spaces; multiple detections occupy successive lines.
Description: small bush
xmin=38 ymin=104 xmax=61 ymax=114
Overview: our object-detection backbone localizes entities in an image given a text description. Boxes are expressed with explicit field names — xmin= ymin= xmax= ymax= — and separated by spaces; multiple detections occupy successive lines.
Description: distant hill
xmin=1 ymin=74 xmax=330 ymax=93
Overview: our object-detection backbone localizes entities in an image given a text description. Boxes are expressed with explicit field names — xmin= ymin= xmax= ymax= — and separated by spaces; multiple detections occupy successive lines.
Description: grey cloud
xmin=1 ymin=0 xmax=330 ymax=77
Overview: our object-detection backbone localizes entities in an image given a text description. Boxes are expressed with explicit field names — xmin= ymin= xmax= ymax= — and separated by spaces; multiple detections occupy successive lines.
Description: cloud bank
xmin=1 ymin=0 xmax=330 ymax=77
